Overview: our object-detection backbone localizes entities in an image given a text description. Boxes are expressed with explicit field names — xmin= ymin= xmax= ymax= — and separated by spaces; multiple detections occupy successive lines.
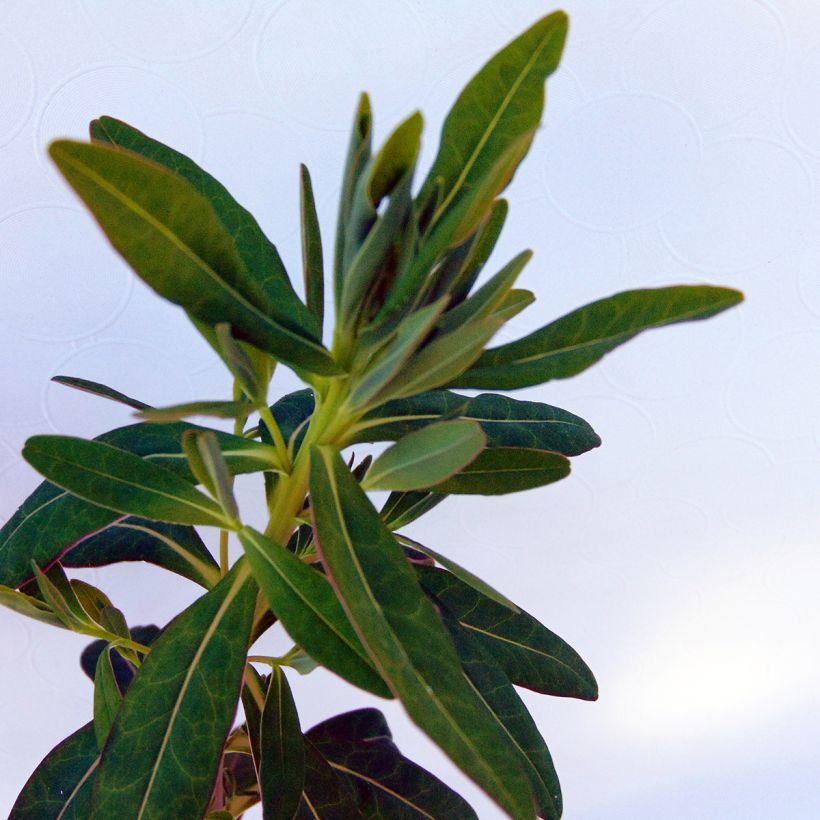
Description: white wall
xmin=2 ymin=1 xmax=819 ymax=817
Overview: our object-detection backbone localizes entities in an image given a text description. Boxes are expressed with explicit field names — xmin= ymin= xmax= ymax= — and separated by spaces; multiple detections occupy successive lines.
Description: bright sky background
xmin=2 ymin=1 xmax=819 ymax=817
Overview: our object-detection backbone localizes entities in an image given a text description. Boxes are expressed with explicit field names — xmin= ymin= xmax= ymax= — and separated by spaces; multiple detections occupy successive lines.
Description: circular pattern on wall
xmin=0 ymin=28 xmax=35 ymax=147
xmin=0 ymin=206 xmax=131 ymax=342
xmin=622 ymin=0 xmax=784 ymax=129
xmin=784 ymin=45 xmax=820 ymax=157
xmin=256 ymin=0 xmax=429 ymax=132
xmin=659 ymin=138 xmax=811 ymax=274
xmin=38 ymin=65 xmax=202 ymax=179
xmin=542 ymin=94 xmax=701 ymax=231
xmin=78 ymin=1 xmax=252 ymax=61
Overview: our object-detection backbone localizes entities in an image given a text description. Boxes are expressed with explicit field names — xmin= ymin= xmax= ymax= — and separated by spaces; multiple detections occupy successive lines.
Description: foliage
xmin=3 ymin=11 xmax=742 ymax=818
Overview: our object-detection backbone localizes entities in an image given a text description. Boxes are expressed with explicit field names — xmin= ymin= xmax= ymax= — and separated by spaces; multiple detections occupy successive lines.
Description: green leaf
xmin=418 ymin=12 xmax=567 ymax=229
xmin=309 ymin=447 xmax=535 ymax=819
xmin=417 ymin=566 xmax=598 ymax=700
xmin=373 ymin=317 xmax=501 ymax=405
xmin=261 ymin=389 xmax=316 ymax=454
xmin=65 ymin=518 xmax=220 ymax=590
xmin=296 ymin=740 xmax=360 ymax=819
xmin=93 ymin=646 xmax=123 ymax=748
xmin=9 ymin=723 xmax=98 ymax=819
xmin=0 ymin=584 xmax=64 ymax=629
xmin=380 ymin=490 xmax=446 ymax=530
xmin=215 ymin=322 xmax=269 ymax=404
xmin=395 ymin=534 xmax=519 ymax=612
xmin=442 ymin=613 xmax=562 ymax=820
xmin=300 ymin=164 xmax=324 ymax=330
xmin=259 ymin=668 xmax=305 ymax=820
xmin=362 ymin=420 xmax=486 ymax=491
xmin=494 ymin=288 xmax=535 ymax=321
xmin=306 ymin=708 xmax=392 ymax=746
xmin=51 ymin=375 xmax=151 ymax=410
xmin=354 ymin=389 xmax=601 ymax=456
xmin=309 ymin=734 xmax=478 ymax=819
xmin=437 ymin=250 xmax=532 ymax=336
xmin=241 ymin=665 xmax=267 ymax=774
xmin=49 ymin=140 xmax=339 ymax=375
xmin=334 ymin=93 xmax=373 ymax=307
xmin=89 ymin=115 xmax=320 ymax=342
xmin=1 ymin=420 xmax=259 ymax=589
xmin=455 ymin=285 xmax=745 ymax=389
xmin=23 ymin=435 xmax=234 ymax=528
xmin=186 ymin=430 xmax=241 ymax=522
xmin=432 ymin=447 xmax=570 ymax=495
xmin=238 ymin=526 xmax=390 ymax=698
xmin=347 ymin=297 xmax=449 ymax=410
xmin=91 ymin=563 xmax=256 ymax=819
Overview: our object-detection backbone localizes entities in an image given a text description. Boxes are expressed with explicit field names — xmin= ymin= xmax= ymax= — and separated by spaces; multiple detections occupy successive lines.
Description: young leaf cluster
xmin=3 ymin=11 xmax=742 ymax=819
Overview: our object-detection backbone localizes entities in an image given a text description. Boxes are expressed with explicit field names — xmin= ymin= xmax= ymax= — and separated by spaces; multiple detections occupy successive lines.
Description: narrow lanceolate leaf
xmin=432 ymin=447 xmax=570 ymax=495
xmin=362 ymin=420 xmax=486 ymax=492
xmin=49 ymin=140 xmax=338 ymax=375
xmin=239 ymin=527 xmax=390 ymax=698
xmin=417 ymin=566 xmax=598 ymax=700
xmin=89 ymin=115 xmax=321 ymax=342
xmin=51 ymin=375 xmax=151 ymax=411
xmin=495 ymin=288 xmax=535 ymax=321
xmin=442 ymin=614 xmax=562 ymax=820
xmin=1 ymin=420 xmax=265 ymax=589
xmin=307 ymin=710 xmax=478 ymax=819
xmin=395 ymin=534 xmax=519 ymax=612
xmin=9 ymin=723 xmax=99 ymax=820
xmin=455 ymin=285 xmax=745 ymax=389
xmin=417 ymin=12 xmax=567 ymax=228
xmin=300 ymin=164 xmax=324 ymax=329
xmin=23 ymin=436 xmax=233 ymax=528
xmin=261 ymin=389 xmax=316 ymax=455
xmin=93 ymin=647 xmax=123 ymax=748
xmin=380 ymin=490 xmax=446 ymax=530
xmin=309 ymin=447 xmax=535 ymax=819
xmin=91 ymin=563 xmax=256 ymax=819
xmin=354 ymin=390 xmax=601 ymax=456
xmin=0 ymin=585 xmax=64 ymax=629
xmin=296 ymin=740 xmax=359 ymax=819
xmin=139 ymin=399 xmax=253 ymax=423
xmin=259 ymin=668 xmax=305 ymax=820
xmin=64 ymin=518 xmax=220 ymax=589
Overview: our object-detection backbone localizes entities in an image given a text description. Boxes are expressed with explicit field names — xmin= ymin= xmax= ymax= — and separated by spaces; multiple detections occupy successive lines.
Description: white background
xmin=1 ymin=1 xmax=819 ymax=817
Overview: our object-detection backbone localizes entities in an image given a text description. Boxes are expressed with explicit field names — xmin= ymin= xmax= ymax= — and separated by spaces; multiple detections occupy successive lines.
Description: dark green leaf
xmin=380 ymin=490 xmax=446 ymax=530
xmin=241 ymin=665 xmax=267 ymax=775
xmin=309 ymin=447 xmax=535 ymax=819
xmin=362 ymin=420 xmax=486 ymax=491
xmin=65 ymin=518 xmax=220 ymax=589
xmin=187 ymin=430 xmax=241 ymax=522
xmin=261 ymin=389 xmax=315 ymax=454
xmin=307 ymin=709 xmax=392 ymax=746
xmin=259 ymin=668 xmax=305 ymax=820
xmin=417 ymin=566 xmax=597 ymax=700
xmin=395 ymin=534 xmax=519 ymax=612
xmin=455 ymin=285 xmax=744 ymax=389
xmin=354 ymin=389 xmax=601 ymax=456
xmin=417 ymin=13 xmax=567 ymax=230
xmin=215 ymin=322 xmax=269 ymax=404
xmin=80 ymin=626 xmax=160 ymax=687
xmin=89 ymin=115 xmax=321 ymax=342
xmin=300 ymin=164 xmax=324 ymax=329
xmin=93 ymin=647 xmax=122 ymax=748
xmin=296 ymin=740 xmax=359 ymax=819
xmin=91 ymin=563 xmax=256 ymax=819
xmin=432 ymin=447 xmax=570 ymax=495
xmin=49 ymin=140 xmax=338 ymax=375
xmin=442 ymin=613 xmax=561 ymax=820
xmin=334 ymin=93 xmax=373 ymax=308
xmin=9 ymin=723 xmax=98 ymax=819
xmin=51 ymin=375 xmax=151 ymax=410
xmin=23 ymin=435 xmax=234 ymax=528
xmin=239 ymin=526 xmax=390 ymax=698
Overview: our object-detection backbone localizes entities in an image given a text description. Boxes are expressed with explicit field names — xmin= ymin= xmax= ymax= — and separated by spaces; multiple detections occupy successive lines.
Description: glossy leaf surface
xmin=91 ymin=564 xmax=255 ymax=819
xmin=309 ymin=447 xmax=534 ymax=819
xmin=23 ymin=435 xmax=233 ymax=528
xmin=239 ymin=527 xmax=390 ymax=698
xmin=455 ymin=286 xmax=744 ymax=389
xmin=362 ymin=420 xmax=486 ymax=491
xmin=417 ymin=566 xmax=597 ymax=700
xmin=259 ymin=668 xmax=305 ymax=820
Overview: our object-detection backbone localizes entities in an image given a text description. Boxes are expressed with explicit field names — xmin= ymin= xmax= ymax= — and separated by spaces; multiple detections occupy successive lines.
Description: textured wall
xmin=1 ymin=1 xmax=819 ymax=817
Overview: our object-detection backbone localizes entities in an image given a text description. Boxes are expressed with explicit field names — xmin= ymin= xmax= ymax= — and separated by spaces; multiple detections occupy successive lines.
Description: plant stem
xmin=219 ymin=529 xmax=229 ymax=576
xmin=258 ymin=403 xmax=291 ymax=472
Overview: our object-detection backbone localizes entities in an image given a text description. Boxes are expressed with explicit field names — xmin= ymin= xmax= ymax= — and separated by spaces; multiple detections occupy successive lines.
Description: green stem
xmin=259 ymin=404 xmax=291 ymax=472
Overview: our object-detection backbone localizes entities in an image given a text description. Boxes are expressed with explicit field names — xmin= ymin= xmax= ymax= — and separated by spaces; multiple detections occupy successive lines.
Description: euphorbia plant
xmin=2 ymin=11 xmax=742 ymax=819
